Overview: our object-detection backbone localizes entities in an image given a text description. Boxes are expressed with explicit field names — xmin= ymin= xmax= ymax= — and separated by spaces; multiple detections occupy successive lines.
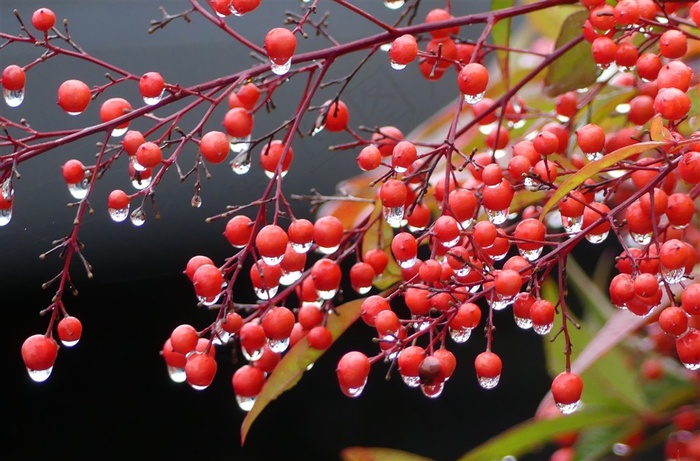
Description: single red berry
xmin=659 ymin=29 xmax=687 ymax=59
xmin=398 ymin=346 xmax=425 ymax=381
xmin=99 ymin=97 xmax=132 ymax=131
xmin=223 ymin=107 xmax=254 ymax=139
xmin=184 ymin=255 xmax=215 ymax=281
xmin=389 ymin=34 xmax=419 ymax=67
xmin=192 ymin=264 xmax=224 ymax=298
xmin=250 ymin=260 xmax=282 ymax=294
xmin=591 ymin=36 xmax=617 ymax=68
xmin=612 ymin=0 xmax=639 ymax=26
xmin=2 ymin=65 xmax=25 ymax=91
xmin=391 ymin=232 xmax=418 ymax=265
xmin=681 ymin=284 xmax=700 ymax=316
xmin=287 ymin=218 xmax=314 ymax=250
xmin=533 ymin=131 xmax=559 ymax=156
xmin=236 ymin=83 xmax=261 ymax=110
xmin=311 ymin=258 xmax=342 ymax=294
xmin=232 ymin=0 xmax=261 ymax=15
xmin=122 ymin=130 xmax=146 ymax=156
xmin=588 ymin=4 xmax=616 ymax=31
xmin=530 ymin=299 xmax=555 ymax=334
xmin=31 ymin=8 xmax=56 ymax=32
xmin=659 ymin=239 xmax=688 ymax=270
xmin=357 ymin=145 xmax=382 ymax=171
xmin=224 ymin=215 xmax=253 ymax=248
xmin=481 ymin=179 xmax=514 ymax=213
xmin=255 ymin=224 xmax=288 ymax=263
xmin=297 ymin=304 xmax=324 ymax=330
xmin=57 ymin=316 xmax=82 ymax=346
xmin=457 ymin=63 xmax=489 ymax=98
xmin=139 ymin=72 xmax=165 ymax=100
xmin=576 ymin=123 xmax=605 ymax=155
xmin=361 ymin=295 xmax=391 ymax=327
xmin=336 ymin=351 xmax=370 ymax=389
xmin=425 ymin=8 xmax=454 ymax=39
xmin=678 ymin=151 xmax=700 ymax=184
xmin=658 ymin=306 xmax=689 ymax=337
xmin=551 ymin=371 xmax=583 ymax=412
xmin=322 ymin=100 xmax=349 ymax=132
xmin=21 ymin=334 xmax=58 ymax=372
xmin=222 ymin=312 xmax=243 ymax=334
xmin=666 ymin=193 xmax=695 ymax=228
xmin=170 ymin=324 xmax=199 ymax=355
xmin=449 ymin=302 xmax=482 ymax=330
xmin=609 ymin=273 xmax=635 ymax=307
xmin=61 ymin=159 xmax=85 ymax=184
xmin=57 ymin=79 xmax=91 ymax=115
xmin=259 ymin=140 xmax=293 ymax=177
xmin=364 ymin=248 xmax=389 ymax=276
xmin=262 ymin=306 xmax=295 ymax=340
xmin=135 ymin=142 xmax=162 ymax=169
xmin=654 ymin=88 xmax=691 ymax=121
xmin=264 ymin=28 xmax=296 ymax=66
xmin=240 ymin=322 xmax=267 ymax=354
xmin=675 ymin=329 xmax=700 ymax=369
xmin=636 ymin=53 xmax=662 ymax=81
xmin=252 ymin=345 xmax=280 ymax=374
xmin=185 ymin=352 xmax=217 ymax=389
xmin=313 ymin=215 xmax=344 ymax=252
xmin=380 ymin=179 xmax=408 ymax=208
xmin=474 ymin=351 xmax=502 ymax=388
xmin=232 ymin=365 xmax=266 ymax=397
xmin=349 ymin=262 xmax=375 ymax=293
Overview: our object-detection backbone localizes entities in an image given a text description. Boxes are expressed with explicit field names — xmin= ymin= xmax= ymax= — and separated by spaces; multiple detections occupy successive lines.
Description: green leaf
xmin=649 ymin=114 xmax=672 ymax=142
xmin=240 ymin=287 xmax=396 ymax=443
xmin=341 ymin=447 xmax=435 ymax=461
xmin=491 ymin=0 xmax=515 ymax=88
xmin=457 ymin=406 xmax=632 ymax=461
xmin=538 ymin=140 xmax=669 ymax=221
xmin=543 ymin=11 xmax=598 ymax=97
xmin=523 ymin=1 xmax=583 ymax=41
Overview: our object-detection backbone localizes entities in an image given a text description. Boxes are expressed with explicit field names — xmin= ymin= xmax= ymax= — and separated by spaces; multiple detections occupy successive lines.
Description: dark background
xmin=2 ymin=2 xmax=560 ymax=460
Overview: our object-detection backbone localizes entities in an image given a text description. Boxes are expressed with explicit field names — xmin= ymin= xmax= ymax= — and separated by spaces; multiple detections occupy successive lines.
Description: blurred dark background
xmin=1 ymin=1 xmax=560 ymax=460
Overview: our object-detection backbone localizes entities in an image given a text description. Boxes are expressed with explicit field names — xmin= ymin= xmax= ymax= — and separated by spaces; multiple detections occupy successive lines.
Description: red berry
xmin=530 ymin=299 xmax=555 ymax=334
xmin=457 ymin=63 xmax=489 ymax=98
xmin=224 ymin=215 xmax=253 ymax=247
xmin=337 ymin=351 xmax=370 ymax=389
xmin=675 ymin=328 xmax=700 ymax=369
xmin=313 ymin=215 xmax=344 ymax=252
xmin=192 ymin=264 xmax=224 ymax=298
xmin=357 ymin=145 xmax=382 ymax=171
xmin=591 ymin=36 xmax=617 ymax=68
xmin=636 ymin=53 xmax=662 ymax=81
xmin=232 ymin=0 xmax=261 ymax=15
xmin=162 ymin=338 xmax=187 ymax=368
xmin=654 ymin=88 xmax=691 ymax=121
xmin=288 ymin=218 xmax=314 ymax=249
xmin=425 ymin=8 xmax=454 ymax=39
xmin=21 ymin=334 xmax=58 ymax=372
xmin=364 ymin=248 xmax=389 ymax=276
xmin=31 ymin=8 xmax=56 ymax=32
xmin=57 ymin=316 xmax=82 ymax=346
xmin=223 ymin=107 xmax=254 ymax=138
xmin=389 ymin=34 xmax=419 ymax=67
xmin=250 ymin=260 xmax=282 ymax=294
xmin=236 ymin=83 xmax=261 ymax=110
xmin=264 ymin=28 xmax=296 ymax=66
xmin=240 ymin=321 xmax=267 ymax=354
xmin=252 ymin=345 xmax=280 ymax=374
xmin=576 ymin=123 xmax=605 ymax=155
xmin=659 ymin=29 xmax=687 ymax=59
xmin=371 ymin=126 xmax=404 ymax=157
xmin=360 ymin=295 xmax=391 ymax=327
xmin=262 ymin=306 xmax=295 ymax=340
xmin=232 ymin=365 xmax=266 ymax=397
xmin=678 ymin=151 xmax=700 ymax=184
xmin=139 ymin=72 xmax=165 ymax=100
xmin=298 ymin=303 xmax=324 ymax=330
xmin=380 ymin=179 xmax=408 ymax=208
xmin=681 ymin=284 xmax=700 ymax=316
xmin=222 ymin=312 xmax=243 ymax=334
xmin=99 ymin=97 xmax=132 ymax=131
xmin=322 ymin=100 xmax=349 ymax=132
xmin=474 ymin=351 xmax=502 ymax=388
xmin=122 ymin=130 xmax=145 ymax=156
xmin=57 ymin=79 xmax=91 ymax=115
xmin=398 ymin=346 xmax=425 ymax=381
xmin=135 ymin=141 xmax=162 ymax=169
xmin=184 ymin=255 xmax=215 ymax=281
xmin=391 ymin=232 xmax=418 ymax=265
xmin=185 ymin=352 xmax=217 ymax=389
xmin=311 ymin=258 xmax=342 ymax=294
xmin=170 ymin=324 xmax=199 ymax=355
xmin=658 ymin=306 xmax=689 ymax=337
xmin=255 ymin=224 xmax=288 ymax=263
xmin=551 ymin=372 xmax=583 ymax=412
xmin=260 ymin=140 xmax=293 ymax=177
xmin=349 ymin=262 xmax=375 ymax=293
xmin=449 ymin=302 xmax=482 ymax=330
xmin=666 ymin=193 xmax=695 ymax=228
xmin=61 ymin=159 xmax=85 ymax=184
xmin=2 ymin=65 xmax=25 ymax=91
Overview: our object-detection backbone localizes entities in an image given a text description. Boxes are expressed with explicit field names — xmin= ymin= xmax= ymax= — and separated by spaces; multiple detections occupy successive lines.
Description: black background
xmin=2 ymin=1 xmax=566 ymax=459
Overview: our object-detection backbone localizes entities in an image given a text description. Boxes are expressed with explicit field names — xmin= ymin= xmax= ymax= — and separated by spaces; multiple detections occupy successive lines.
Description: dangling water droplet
xmin=316 ymin=244 xmax=339 ymax=255
xmin=214 ymin=2 xmax=232 ymax=17
xmin=229 ymin=134 xmax=251 ymax=154
xmin=191 ymin=195 xmax=202 ymax=208
xmin=4 ymin=88 xmax=24 ymax=107
xmin=615 ymin=103 xmax=631 ymax=114
xmin=612 ymin=442 xmax=632 ymax=457
xmin=270 ymin=58 xmax=292 ymax=75
xmin=533 ymin=322 xmax=553 ymax=335
xmin=673 ymin=223 xmax=689 ymax=230
xmin=661 ymin=265 xmax=684 ymax=284
xmin=489 ymin=296 xmax=510 ymax=311
xmin=198 ymin=292 xmax=222 ymax=307
xmin=397 ymin=256 xmax=417 ymax=269
xmin=236 ymin=394 xmax=257 ymax=411
xmin=379 ymin=42 xmax=391 ymax=52
xmin=1 ymin=177 xmax=13 ymax=201
xmin=242 ymin=346 xmax=264 ymax=362
xmin=401 ymin=374 xmax=420 ymax=388
xmin=131 ymin=155 xmax=146 ymax=172
xmin=383 ymin=0 xmax=405 ymax=9
xmin=455 ymin=266 xmax=470 ymax=277
xmin=393 ymin=165 xmax=408 ymax=174
xmin=449 ymin=327 xmax=473 ymax=343
xmin=524 ymin=176 xmax=539 ymax=192
xmin=478 ymin=122 xmax=497 ymax=135
xmin=421 ymin=382 xmax=444 ymax=398
xmin=383 ymin=205 xmax=404 ymax=228
xmin=67 ymin=178 xmax=89 ymax=200
xmin=390 ymin=60 xmax=407 ymax=71
xmin=60 ymin=337 xmax=79 ymax=347
xmin=440 ymin=235 xmax=460 ymax=250
xmin=130 ymin=208 xmax=146 ymax=227
xmin=561 ymin=215 xmax=583 ymax=235
xmin=630 ymin=231 xmax=651 ymax=246
xmin=595 ymin=63 xmax=610 ymax=71
xmin=26 ymin=367 xmax=53 ymax=383
xmin=354 ymin=285 xmax=372 ymax=295
xmin=412 ymin=315 xmax=430 ymax=331
xmin=463 ymin=91 xmax=485 ymax=105
xmin=263 ymin=168 xmax=289 ymax=179
xmin=0 ymin=207 xmax=12 ymax=226
xmin=485 ymin=208 xmax=509 ymax=225
xmin=341 ymin=380 xmax=367 ymax=398
xmin=681 ymin=360 xmax=700 ymax=371
xmin=312 ymin=111 xmax=326 ymax=136
xmin=229 ymin=3 xmax=244 ymax=16
xmin=111 ymin=126 xmax=128 ymax=138
xmin=306 ymin=362 xmax=314 ymax=371
xmin=291 ymin=241 xmax=312 ymax=253
xmin=231 ymin=151 xmax=251 ymax=175
xmin=519 ymin=246 xmax=543 ymax=262
xmin=108 ymin=206 xmax=129 ymax=222
xmin=261 ymin=254 xmax=283 ymax=266
xmin=585 ymin=151 xmax=603 ymax=162
xmin=556 ymin=114 xmax=570 ymax=123
xmin=280 ymin=269 xmax=303 ymax=286
xmin=212 ymin=319 xmax=232 ymax=346
xmin=131 ymin=175 xmax=151 ymax=190
xmin=166 ymin=365 xmax=187 ymax=383
xmin=477 ymin=374 xmax=500 ymax=389
xmin=267 ymin=337 xmax=290 ymax=353
xmin=556 ymin=400 xmax=581 ymax=414
xmin=143 ymin=90 xmax=164 ymax=106
xmin=585 ymin=232 xmax=608 ymax=244
xmin=458 ymin=218 xmax=474 ymax=231
xmin=316 ymin=288 xmax=338 ymax=300
xmin=407 ymin=224 xmax=426 ymax=233
xmin=514 ymin=315 xmax=532 ymax=329
xmin=254 ymin=285 xmax=278 ymax=300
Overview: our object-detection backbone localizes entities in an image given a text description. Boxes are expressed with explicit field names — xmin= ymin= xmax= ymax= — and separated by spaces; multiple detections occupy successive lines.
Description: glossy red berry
xmin=337 ymin=351 xmax=370 ymax=389
xmin=474 ymin=351 xmax=502 ymax=388
xmin=170 ymin=324 xmax=199 ymax=355
xmin=264 ymin=28 xmax=296 ymax=68
xmin=57 ymin=316 xmax=83 ymax=346
xmin=659 ymin=29 xmax=687 ymax=59
xmin=322 ymin=100 xmax=349 ymax=132
xmin=357 ymin=145 xmax=382 ymax=171
xmin=658 ymin=306 xmax=689 ymax=337
xmin=99 ymin=97 xmax=132 ymax=131
xmin=21 ymin=334 xmax=58 ymax=373
xmin=389 ymin=34 xmax=419 ymax=67
xmin=62 ymin=159 xmax=85 ymax=184
xmin=139 ymin=72 xmax=165 ymax=101
xmin=307 ymin=326 xmax=333 ymax=350
xmin=457 ymin=63 xmax=489 ymax=99
xmin=654 ymin=88 xmax=691 ymax=121
xmin=2 ymin=65 xmax=25 ymax=91
xmin=551 ymin=371 xmax=583 ymax=413
xmin=185 ymin=351 xmax=217 ymax=389
xmin=361 ymin=295 xmax=391 ymax=327
xmin=192 ymin=264 xmax=224 ymax=298
xmin=262 ymin=306 xmax=295 ymax=340
xmin=380 ymin=179 xmax=408 ymax=208
xmin=57 ymin=79 xmax=91 ymax=115
xmin=223 ymin=107 xmax=254 ymax=139
xmin=233 ymin=365 xmax=266 ymax=397
xmin=311 ymin=258 xmax=342 ymax=294
xmin=313 ymin=215 xmax=344 ymax=252
xmin=31 ymin=8 xmax=56 ymax=32
xmin=260 ymin=140 xmax=293 ymax=177
xmin=255 ymin=224 xmax=288 ymax=263
xmin=135 ymin=141 xmax=162 ymax=169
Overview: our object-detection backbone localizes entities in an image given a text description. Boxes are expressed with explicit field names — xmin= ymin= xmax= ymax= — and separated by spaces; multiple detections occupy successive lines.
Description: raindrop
xmin=485 ymin=207 xmax=509 ymax=225
xmin=463 ymin=91 xmax=485 ymax=105
xmin=449 ymin=327 xmax=473 ymax=343
xmin=401 ymin=374 xmax=420 ymax=388
xmin=615 ymin=103 xmax=631 ymax=114
xmin=130 ymin=208 xmax=146 ymax=227
xmin=585 ymin=151 xmax=603 ymax=162
xmin=131 ymin=155 xmax=147 ymax=172
xmin=267 ymin=337 xmax=290 ymax=353
xmin=519 ymin=247 xmax=543 ymax=262
xmin=673 ymin=223 xmax=689 ymax=230
xmin=270 ymin=58 xmax=292 ymax=75
xmin=681 ymin=360 xmax=700 ymax=371
xmin=383 ymin=0 xmax=405 ymax=9
xmin=280 ymin=269 xmax=302 ymax=286
xmin=242 ymin=346 xmax=264 ymax=362
xmin=236 ymin=394 xmax=257 ymax=412
xmin=0 ymin=207 xmax=12 ymax=226
xmin=630 ymin=231 xmax=651 ymax=246
xmin=61 ymin=337 xmax=79 ymax=348
xmin=661 ymin=266 xmax=684 ymax=284
xmin=523 ymin=177 xmax=539 ymax=192
xmin=489 ymin=249 xmax=509 ymax=261
xmin=383 ymin=205 xmax=405 ymax=228
xmin=316 ymin=288 xmax=337 ymax=300
xmin=26 ymin=367 xmax=53 ymax=383
xmin=390 ymin=60 xmax=407 ymax=71
xmin=393 ymin=165 xmax=408 ymax=174
xmin=291 ymin=241 xmax=312 ymax=253
xmin=412 ymin=315 xmax=431 ymax=331
xmin=4 ymin=88 xmax=24 ymax=107
xmin=585 ymin=231 xmax=608 ymax=244
xmin=439 ymin=235 xmax=460 ymax=249
xmin=312 ymin=112 xmax=326 ymax=136
xmin=477 ymin=374 xmax=500 ymax=389
xmin=341 ymin=381 xmax=366 ymax=398
xmin=612 ymin=442 xmax=631 ymax=457
xmin=108 ymin=206 xmax=129 ymax=222
xmin=261 ymin=254 xmax=284 ymax=266
xmin=556 ymin=400 xmax=581 ymax=414
xmin=229 ymin=134 xmax=251 ymax=154
xmin=421 ymin=382 xmax=444 ymax=398
xmin=166 ymin=365 xmax=187 ymax=383
xmin=231 ymin=151 xmax=251 ymax=175
xmin=1 ymin=177 xmax=13 ymax=201
xmin=459 ymin=218 xmax=474 ymax=230
xmin=397 ymin=256 xmax=417 ymax=269
xmin=354 ymin=285 xmax=372 ymax=295
xmin=212 ymin=319 xmax=232 ymax=346
xmin=191 ymin=195 xmax=202 ymax=208
xmin=556 ymin=114 xmax=570 ymax=123
xmin=263 ymin=168 xmax=289 ymax=179
xmin=316 ymin=244 xmax=339 ymax=255
xmin=514 ymin=315 xmax=532 ymax=329
xmin=561 ymin=215 xmax=583 ymax=235
xmin=254 ymin=285 xmax=278 ymax=300
xmin=111 ymin=127 xmax=128 ymax=138
xmin=478 ymin=122 xmax=497 ymax=135
xmin=67 ymin=178 xmax=89 ymax=200
xmin=489 ymin=296 xmax=510 ymax=311
xmin=379 ymin=43 xmax=391 ymax=52
xmin=143 ymin=90 xmax=164 ymax=106
xmin=198 ymin=292 xmax=222 ymax=307
xmin=533 ymin=322 xmax=553 ymax=335
xmin=455 ymin=266 xmax=470 ymax=277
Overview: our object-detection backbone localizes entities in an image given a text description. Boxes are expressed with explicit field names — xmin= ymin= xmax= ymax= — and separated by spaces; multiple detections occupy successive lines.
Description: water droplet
xmin=655 ymin=15 xmax=669 ymax=25
xmin=401 ymin=374 xmax=420 ymax=388
xmin=489 ymin=296 xmax=510 ymax=311
xmin=354 ymin=285 xmax=372 ymax=295
xmin=533 ymin=322 xmax=553 ymax=335
xmin=595 ymin=63 xmax=610 ymax=71
xmin=0 ymin=207 xmax=12 ymax=226
xmin=524 ymin=177 xmax=539 ymax=192
xmin=556 ymin=400 xmax=581 ymax=414
xmin=519 ymin=246 xmax=543 ymax=262
xmin=561 ymin=215 xmax=583 ymax=235
xmin=615 ymin=103 xmax=630 ymax=114
xmin=263 ymin=168 xmax=289 ymax=179
xmin=254 ymin=285 xmax=278 ymax=300
xmin=383 ymin=205 xmax=404 ymax=228
xmin=514 ymin=315 xmax=532 ymax=329
xmin=407 ymin=224 xmax=426 ymax=233
xmin=681 ymin=360 xmax=700 ymax=371
xmin=166 ymin=365 xmax=187 ymax=383
xmin=421 ymin=382 xmax=444 ymax=398
xmin=477 ymin=374 xmax=500 ymax=389
xmin=673 ymin=223 xmax=689 ymax=230
xmin=439 ymin=235 xmax=460 ymax=250
xmin=383 ymin=0 xmax=405 ymax=9
xmin=478 ymin=122 xmax=496 ymax=135
xmin=242 ymin=346 xmax=264 ymax=362
xmin=397 ymin=256 xmax=417 ymax=269
xmin=130 ymin=208 xmax=146 ymax=227
xmin=612 ymin=442 xmax=632 ymax=457
xmin=229 ymin=134 xmax=251 ymax=154
xmin=1 ymin=177 xmax=13 ymax=201
xmin=267 ymin=337 xmax=290 ymax=353
xmin=463 ymin=91 xmax=485 ymax=105
xmin=291 ymin=241 xmax=312 ymax=253
xmin=485 ymin=207 xmax=509 ymax=225
xmin=143 ymin=90 xmax=164 ymax=106
xmin=261 ymin=254 xmax=283 ymax=266
xmin=312 ymin=112 xmax=326 ymax=136
xmin=270 ymin=58 xmax=292 ymax=75
xmin=231 ymin=151 xmax=251 ymax=175
xmin=449 ymin=327 xmax=473 ymax=343
xmin=455 ymin=266 xmax=470 ymax=277
xmin=379 ymin=42 xmax=391 ymax=52
xmin=390 ymin=60 xmax=407 ymax=71
xmin=661 ymin=266 xmax=684 ymax=284
xmin=412 ymin=315 xmax=431 ymax=331
xmin=27 ymin=367 xmax=53 ymax=383
xmin=131 ymin=156 xmax=147 ymax=172
xmin=61 ymin=337 xmax=79 ymax=347
xmin=191 ymin=195 xmax=202 ymax=208
xmin=630 ymin=231 xmax=651 ymax=246
xmin=341 ymin=380 xmax=367 ymax=398
xmin=4 ymin=88 xmax=24 ymax=107
xmin=556 ymin=114 xmax=570 ymax=123
xmin=236 ymin=394 xmax=257 ymax=411
xmin=108 ymin=207 xmax=129 ymax=222
xmin=198 ymin=292 xmax=221 ymax=306
xmin=212 ymin=319 xmax=232 ymax=346
xmin=306 ymin=362 xmax=314 ymax=371
xmin=130 ymin=171 xmax=151 ymax=190
xmin=393 ymin=165 xmax=408 ymax=174
xmin=111 ymin=126 xmax=128 ymax=138
xmin=585 ymin=151 xmax=603 ymax=162
xmin=316 ymin=288 xmax=337 ymax=300
xmin=585 ymin=231 xmax=608 ymax=244
xmin=458 ymin=218 xmax=474 ymax=230
xmin=67 ymin=178 xmax=89 ymax=200
xmin=316 ymin=244 xmax=339 ymax=255
xmin=280 ymin=269 xmax=303 ymax=286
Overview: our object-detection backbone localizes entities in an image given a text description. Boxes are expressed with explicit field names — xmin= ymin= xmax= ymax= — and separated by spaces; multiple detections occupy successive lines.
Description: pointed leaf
xmin=457 ymin=406 xmax=632 ymax=461
xmin=491 ymin=0 xmax=515 ymax=87
xmin=241 ymin=287 xmax=396 ymax=443
xmin=539 ymin=140 xmax=669 ymax=221
xmin=523 ymin=1 xmax=583 ymax=40
xmin=341 ymin=447 xmax=435 ymax=461
xmin=543 ymin=11 xmax=598 ymax=97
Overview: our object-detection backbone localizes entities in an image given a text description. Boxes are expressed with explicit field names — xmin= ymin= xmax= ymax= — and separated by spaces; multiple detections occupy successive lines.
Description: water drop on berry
xmin=26 ymin=367 xmax=53 ymax=383
xmin=130 ymin=208 xmax=146 ymax=227
xmin=556 ymin=400 xmax=581 ymax=414
xmin=383 ymin=205 xmax=405 ymax=228
xmin=142 ymin=90 xmax=164 ymax=106
xmin=585 ymin=231 xmax=608 ymax=244
xmin=4 ymin=88 xmax=24 ymax=107
xmin=561 ymin=215 xmax=583 ymax=235
xmin=261 ymin=255 xmax=284 ymax=266
xmin=166 ymin=365 xmax=187 ymax=383
xmin=316 ymin=288 xmax=338 ymax=300
xmin=449 ymin=327 xmax=473 ymax=343
xmin=533 ymin=322 xmax=553 ymax=335
xmin=514 ymin=315 xmax=532 ymax=329
xmin=518 ymin=247 xmax=543 ymax=262
xmin=629 ymin=231 xmax=652 ymax=246
xmin=390 ymin=60 xmax=407 ymax=71
xmin=108 ymin=206 xmax=129 ymax=222
xmin=0 ymin=207 xmax=12 ymax=226
xmin=291 ymin=241 xmax=312 ymax=253
xmin=421 ymin=382 xmax=444 ymax=398
xmin=412 ymin=314 xmax=431 ymax=331
xmin=316 ymin=244 xmax=340 ymax=255
xmin=280 ymin=269 xmax=303 ymax=286
xmin=584 ymin=151 xmax=603 ymax=162
xmin=383 ymin=0 xmax=405 ymax=9
xmin=477 ymin=374 xmax=500 ymax=389
xmin=397 ymin=256 xmax=417 ymax=270
xmin=236 ymin=394 xmax=257 ymax=411
xmin=254 ymin=284 xmax=278 ymax=300
xmin=229 ymin=134 xmax=251 ymax=154
xmin=211 ymin=319 xmax=232 ymax=346
xmin=463 ymin=91 xmax=485 ymax=105
xmin=270 ymin=58 xmax=292 ymax=76
xmin=242 ymin=346 xmax=264 ymax=362
xmin=67 ymin=178 xmax=89 ymax=200
xmin=341 ymin=380 xmax=367 ymax=398
xmin=111 ymin=127 xmax=128 ymax=138
xmin=485 ymin=207 xmax=509 ymax=225
xmin=231 ymin=151 xmax=251 ymax=175
xmin=401 ymin=374 xmax=420 ymax=388
xmin=267 ymin=337 xmax=290 ymax=353
xmin=660 ymin=266 xmax=684 ymax=284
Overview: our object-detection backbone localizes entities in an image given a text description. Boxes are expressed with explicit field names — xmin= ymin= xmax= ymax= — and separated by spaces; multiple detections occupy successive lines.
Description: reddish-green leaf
xmin=649 ymin=114 xmax=672 ymax=142
xmin=240 ymin=287 xmax=396 ymax=443
xmin=341 ymin=447 xmax=435 ymax=461
xmin=539 ymin=140 xmax=669 ymax=221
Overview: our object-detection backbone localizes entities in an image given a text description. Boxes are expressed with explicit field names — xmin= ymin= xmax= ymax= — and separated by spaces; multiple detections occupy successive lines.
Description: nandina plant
xmin=2 ymin=0 xmax=699 ymax=458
